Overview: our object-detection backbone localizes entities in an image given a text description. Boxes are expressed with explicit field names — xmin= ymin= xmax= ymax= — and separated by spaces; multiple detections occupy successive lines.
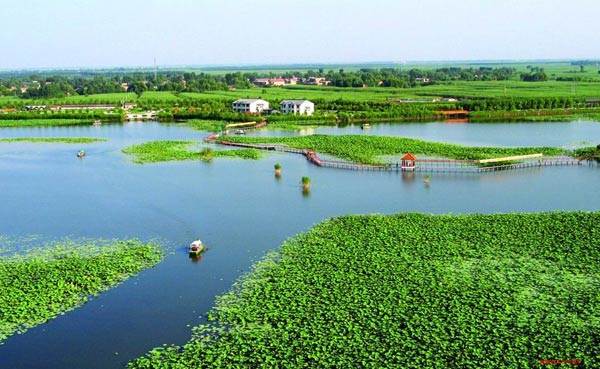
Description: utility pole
xmin=153 ymin=57 xmax=157 ymax=82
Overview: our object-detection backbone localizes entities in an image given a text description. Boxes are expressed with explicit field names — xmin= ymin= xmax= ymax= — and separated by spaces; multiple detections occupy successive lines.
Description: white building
xmin=232 ymin=99 xmax=270 ymax=114
xmin=280 ymin=100 xmax=315 ymax=116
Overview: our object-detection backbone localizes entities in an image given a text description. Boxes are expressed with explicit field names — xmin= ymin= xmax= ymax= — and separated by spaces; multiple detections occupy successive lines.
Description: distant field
xmin=180 ymin=61 xmax=600 ymax=81
xmin=4 ymin=84 xmax=597 ymax=110
xmin=413 ymin=81 xmax=600 ymax=99
xmin=182 ymin=87 xmax=422 ymax=102
xmin=138 ymin=91 xmax=181 ymax=102
xmin=0 ymin=93 xmax=137 ymax=107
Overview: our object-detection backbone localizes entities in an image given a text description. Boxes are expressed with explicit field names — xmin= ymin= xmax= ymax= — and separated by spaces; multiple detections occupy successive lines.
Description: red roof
xmin=401 ymin=153 xmax=417 ymax=161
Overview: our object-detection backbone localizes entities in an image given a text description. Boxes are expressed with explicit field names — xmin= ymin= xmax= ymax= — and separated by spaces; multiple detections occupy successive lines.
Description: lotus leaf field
xmin=218 ymin=134 xmax=565 ymax=164
xmin=122 ymin=140 xmax=261 ymax=163
xmin=129 ymin=212 xmax=600 ymax=369
xmin=0 ymin=240 xmax=163 ymax=343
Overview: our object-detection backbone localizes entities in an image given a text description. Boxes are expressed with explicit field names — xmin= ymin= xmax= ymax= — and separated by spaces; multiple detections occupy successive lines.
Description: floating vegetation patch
xmin=122 ymin=140 xmax=261 ymax=163
xmin=0 ymin=137 xmax=107 ymax=144
xmin=219 ymin=134 xmax=564 ymax=164
xmin=129 ymin=212 xmax=600 ymax=369
xmin=0 ymin=239 xmax=163 ymax=343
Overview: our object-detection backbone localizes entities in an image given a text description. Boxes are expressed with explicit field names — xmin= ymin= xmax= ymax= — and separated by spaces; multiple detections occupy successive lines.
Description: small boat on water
xmin=361 ymin=123 xmax=371 ymax=129
xmin=93 ymin=120 xmax=102 ymax=126
xmin=189 ymin=240 xmax=205 ymax=256
xmin=234 ymin=129 xmax=246 ymax=135
xmin=77 ymin=150 xmax=86 ymax=158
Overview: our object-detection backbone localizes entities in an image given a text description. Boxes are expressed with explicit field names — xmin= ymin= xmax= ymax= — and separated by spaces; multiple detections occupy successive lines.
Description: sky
xmin=1 ymin=0 xmax=599 ymax=70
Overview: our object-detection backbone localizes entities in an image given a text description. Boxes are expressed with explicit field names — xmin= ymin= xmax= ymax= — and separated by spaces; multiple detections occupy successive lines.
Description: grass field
xmin=218 ymin=135 xmax=564 ymax=164
xmin=0 ymin=240 xmax=162 ymax=342
xmin=413 ymin=81 xmax=600 ymax=99
xmin=128 ymin=212 xmax=600 ymax=369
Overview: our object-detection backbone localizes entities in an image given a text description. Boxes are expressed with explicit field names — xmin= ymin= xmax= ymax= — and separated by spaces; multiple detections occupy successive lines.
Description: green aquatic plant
xmin=274 ymin=162 xmax=282 ymax=177
xmin=122 ymin=140 xmax=261 ymax=163
xmin=0 ymin=239 xmax=163 ymax=343
xmin=0 ymin=137 xmax=107 ymax=144
xmin=301 ymin=176 xmax=311 ymax=192
xmin=574 ymin=145 xmax=600 ymax=162
xmin=129 ymin=212 xmax=600 ymax=369
xmin=0 ymin=119 xmax=95 ymax=128
xmin=219 ymin=134 xmax=565 ymax=165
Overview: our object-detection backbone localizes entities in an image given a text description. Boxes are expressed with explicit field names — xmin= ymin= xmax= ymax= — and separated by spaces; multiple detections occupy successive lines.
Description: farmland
xmin=2 ymin=61 xmax=600 ymax=127
xmin=0 ymin=240 xmax=163 ymax=342
xmin=0 ymin=93 xmax=137 ymax=108
xmin=128 ymin=212 xmax=600 ymax=369
xmin=218 ymin=134 xmax=565 ymax=164
xmin=122 ymin=140 xmax=261 ymax=163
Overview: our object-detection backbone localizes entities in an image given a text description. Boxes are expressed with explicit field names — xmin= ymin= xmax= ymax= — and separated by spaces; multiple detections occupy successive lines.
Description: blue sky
xmin=1 ymin=0 xmax=599 ymax=69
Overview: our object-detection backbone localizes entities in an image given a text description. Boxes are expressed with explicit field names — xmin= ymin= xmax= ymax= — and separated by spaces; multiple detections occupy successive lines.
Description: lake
xmin=249 ymin=120 xmax=600 ymax=148
xmin=1 ymin=121 xmax=599 ymax=369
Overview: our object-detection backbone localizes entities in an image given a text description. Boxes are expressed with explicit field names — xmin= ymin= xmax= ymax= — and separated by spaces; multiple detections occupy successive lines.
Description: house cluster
xmin=252 ymin=77 xmax=298 ymax=87
xmin=252 ymin=76 xmax=331 ymax=87
xmin=232 ymin=99 xmax=315 ymax=116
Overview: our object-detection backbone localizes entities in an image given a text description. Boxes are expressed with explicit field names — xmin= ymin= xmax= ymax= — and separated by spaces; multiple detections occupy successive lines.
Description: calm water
xmin=1 ymin=122 xmax=599 ymax=369
xmin=249 ymin=120 xmax=600 ymax=148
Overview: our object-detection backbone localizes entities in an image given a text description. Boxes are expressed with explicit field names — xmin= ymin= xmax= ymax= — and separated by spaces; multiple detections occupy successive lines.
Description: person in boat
xmin=189 ymin=240 xmax=205 ymax=255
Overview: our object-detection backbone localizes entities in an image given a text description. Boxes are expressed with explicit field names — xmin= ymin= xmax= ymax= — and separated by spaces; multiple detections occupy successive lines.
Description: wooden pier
xmin=206 ymin=135 xmax=593 ymax=174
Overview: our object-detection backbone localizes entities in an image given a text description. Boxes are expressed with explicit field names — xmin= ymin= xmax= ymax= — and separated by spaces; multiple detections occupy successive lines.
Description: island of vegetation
xmin=0 ymin=119 xmax=95 ymax=128
xmin=0 ymin=240 xmax=163 ymax=343
xmin=0 ymin=137 xmax=106 ymax=144
xmin=217 ymin=134 xmax=565 ymax=164
xmin=122 ymin=140 xmax=261 ymax=163
xmin=129 ymin=212 xmax=600 ymax=369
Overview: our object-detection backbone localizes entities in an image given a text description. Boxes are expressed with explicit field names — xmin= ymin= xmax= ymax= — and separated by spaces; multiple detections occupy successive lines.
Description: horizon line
xmin=1 ymin=58 xmax=599 ymax=74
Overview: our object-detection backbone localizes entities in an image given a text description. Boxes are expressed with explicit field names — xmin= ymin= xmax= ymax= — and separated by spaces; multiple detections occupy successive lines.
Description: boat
xmin=189 ymin=240 xmax=205 ymax=256
xmin=234 ymin=129 xmax=246 ymax=135
xmin=361 ymin=123 xmax=371 ymax=129
xmin=77 ymin=150 xmax=86 ymax=158
xmin=93 ymin=120 xmax=102 ymax=126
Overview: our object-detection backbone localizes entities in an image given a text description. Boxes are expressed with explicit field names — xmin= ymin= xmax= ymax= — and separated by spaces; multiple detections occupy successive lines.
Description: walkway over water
xmin=206 ymin=134 xmax=592 ymax=173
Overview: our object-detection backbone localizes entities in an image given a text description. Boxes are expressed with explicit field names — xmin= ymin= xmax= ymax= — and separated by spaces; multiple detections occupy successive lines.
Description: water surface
xmin=1 ymin=122 xmax=599 ymax=369
xmin=248 ymin=120 xmax=600 ymax=148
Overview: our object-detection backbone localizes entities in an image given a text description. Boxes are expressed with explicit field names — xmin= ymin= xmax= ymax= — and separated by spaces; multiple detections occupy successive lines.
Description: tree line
xmin=0 ymin=67 xmax=518 ymax=99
